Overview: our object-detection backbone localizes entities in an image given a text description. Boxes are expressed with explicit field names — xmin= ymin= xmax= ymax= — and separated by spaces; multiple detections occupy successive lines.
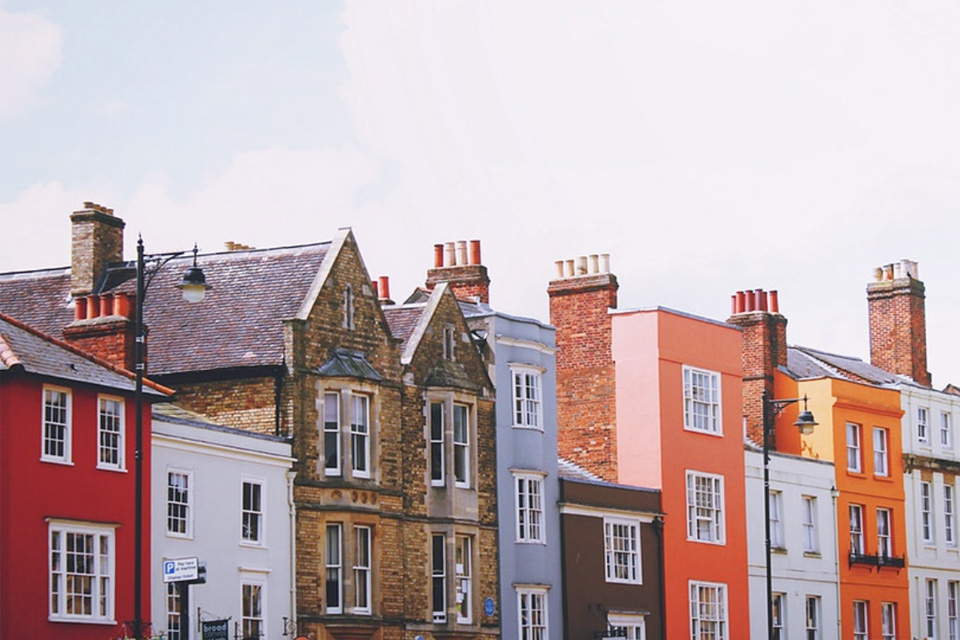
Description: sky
xmin=3 ymin=1 xmax=960 ymax=385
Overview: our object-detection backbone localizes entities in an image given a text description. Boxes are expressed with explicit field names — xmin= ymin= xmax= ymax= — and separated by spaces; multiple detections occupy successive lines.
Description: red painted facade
xmin=0 ymin=370 xmax=152 ymax=638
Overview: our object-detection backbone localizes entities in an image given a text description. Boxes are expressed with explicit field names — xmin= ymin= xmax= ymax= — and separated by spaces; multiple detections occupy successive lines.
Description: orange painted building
xmin=550 ymin=258 xmax=750 ymax=639
xmin=731 ymin=290 xmax=910 ymax=640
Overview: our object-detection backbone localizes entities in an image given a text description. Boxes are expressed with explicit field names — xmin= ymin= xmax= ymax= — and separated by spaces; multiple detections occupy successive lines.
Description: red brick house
xmin=0 ymin=312 xmax=169 ymax=638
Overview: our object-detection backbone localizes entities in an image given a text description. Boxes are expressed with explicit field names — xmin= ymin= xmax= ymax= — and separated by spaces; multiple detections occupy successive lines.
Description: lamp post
xmin=132 ymin=237 xmax=210 ymax=640
xmin=762 ymin=389 xmax=817 ymax=640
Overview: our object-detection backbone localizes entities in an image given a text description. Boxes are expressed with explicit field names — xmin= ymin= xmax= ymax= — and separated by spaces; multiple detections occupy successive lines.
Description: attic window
xmin=343 ymin=285 xmax=355 ymax=330
xmin=443 ymin=325 xmax=456 ymax=361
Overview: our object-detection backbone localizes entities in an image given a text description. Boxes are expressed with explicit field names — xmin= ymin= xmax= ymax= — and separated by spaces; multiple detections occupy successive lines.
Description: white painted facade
xmin=900 ymin=385 xmax=960 ymax=640
xmin=150 ymin=406 xmax=296 ymax=640
xmin=745 ymin=448 xmax=839 ymax=640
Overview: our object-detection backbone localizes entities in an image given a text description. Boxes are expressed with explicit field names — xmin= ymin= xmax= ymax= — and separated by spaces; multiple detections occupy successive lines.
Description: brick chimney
xmin=63 ymin=292 xmax=138 ymax=371
xmin=727 ymin=289 xmax=787 ymax=448
xmin=70 ymin=202 xmax=125 ymax=297
xmin=548 ymin=254 xmax=619 ymax=482
xmin=425 ymin=240 xmax=490 ymax=303
xmin=867 ymin=259 xmax=930 ymax=387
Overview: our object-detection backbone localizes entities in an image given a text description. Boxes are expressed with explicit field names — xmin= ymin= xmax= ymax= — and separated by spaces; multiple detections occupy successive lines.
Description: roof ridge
xmin=0 ymin=312 xmax=173 ymax=395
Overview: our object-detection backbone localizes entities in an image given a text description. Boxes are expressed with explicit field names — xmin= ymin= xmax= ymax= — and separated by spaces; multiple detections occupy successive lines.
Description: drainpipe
xmin=831 ymin=485 xmax=841 ymax=639
xmin=274 ymin=363 xmax=285 ymax=437
xmin=287 ymin=470 xmax=298 ymax=632
xmin=653 ymin=516 xmax=666 ymax=640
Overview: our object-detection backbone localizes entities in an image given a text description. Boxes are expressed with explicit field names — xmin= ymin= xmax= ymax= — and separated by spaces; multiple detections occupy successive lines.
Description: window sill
xmin=511 ymin=424 xmax=545 ymax=432
xmin=803 ymin=551 xmax=822 ymax=558
xmin=239 ymin=541 xmax=267 ymax=549
xmin=96 ymin=465 xmax=127 ymax=473
xmin=771 ymin=546 xmax=788 ymax=555
xmin=515 ymin=539 xmax=547 ymax=546
xmin=873 ymin=474 xmax=893 ymax=482
xmin=166 ymin=532 xmax=194 ymax=540
xmin=49 ymin=615 xmax=116 ymax=625
xmin=846 ymin=470 xmax=866 ymax=478
xmin=40 ymin=458 xmax=74 ymax=466
xmin=686 ymin=537 xmax=725 ymax=546
xmin=682 ymin=426 xmax=723 ymax=438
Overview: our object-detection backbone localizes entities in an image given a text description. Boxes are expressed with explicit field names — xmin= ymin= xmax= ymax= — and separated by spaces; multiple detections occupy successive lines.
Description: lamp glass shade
xmin=177 ymin=266 xmax=210 ymax=303
xmin=794 ymin=410 xmax=818 ymax=435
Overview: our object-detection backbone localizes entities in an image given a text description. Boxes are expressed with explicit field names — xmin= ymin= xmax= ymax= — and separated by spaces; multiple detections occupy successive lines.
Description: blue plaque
xmin=484 ymin=597 xmax=496 ymax=616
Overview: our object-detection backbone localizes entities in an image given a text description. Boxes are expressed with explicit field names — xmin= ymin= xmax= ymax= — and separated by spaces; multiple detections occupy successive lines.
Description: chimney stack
xmin=70 ymin=202 xmax=125 ymax=297
xmin=63 ymin=291 xmax=138 ymax=371
xmin=425 ymin=239 xmax=490 ymax=303
xmin=547 ymin=253 xmax=619 ymax=482
xmin=727 ymin=288 xmax=788 ymax=447
xmin=867 ymin=259 xmax=930 ymax=386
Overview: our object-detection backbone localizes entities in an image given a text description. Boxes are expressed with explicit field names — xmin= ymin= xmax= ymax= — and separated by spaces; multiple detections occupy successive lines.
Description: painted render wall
xmin=467 ymin=309 xmax=564 ymax=640
xmin=745 ymin=449 xmax=840 ymax=640
xmin=150 ymin=413 xmax=295 ymax=640
xmin=611 ymin=308 xmax=750 ymax=640
xmin=900 ymin=385 xmax=960 ymax=640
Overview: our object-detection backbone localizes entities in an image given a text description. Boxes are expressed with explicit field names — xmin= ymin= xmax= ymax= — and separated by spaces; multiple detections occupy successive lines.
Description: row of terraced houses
xmin=0 ymin=203 xmax=957 ymax=640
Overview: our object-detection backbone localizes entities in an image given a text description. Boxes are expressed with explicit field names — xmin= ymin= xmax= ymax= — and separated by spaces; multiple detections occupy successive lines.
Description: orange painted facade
xmin=612 ymin=308 xmax=750 ymax=639
xmin=774 ymin=372 xmax=910 ymax=639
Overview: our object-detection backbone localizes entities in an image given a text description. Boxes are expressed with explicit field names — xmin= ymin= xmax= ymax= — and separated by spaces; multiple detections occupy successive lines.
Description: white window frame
xmin=802 ymin=495 xmax=819 ymax=553
xmin=166 ymin=469 xmax=193 ymax=538
xmin=241 ymin=579 xmax=265 ymax=640
xmin=927 ymin=579 xmax=939 ymax=638
xmin=515 ymin=473 xmax=545 ymax=544
xmin=517 ymin=587 xmax=548 ymax=640
xmin=772 ymin=593 xmax=785 ymax=640
xmin=919 ymin=406 xmax=930 ymax=444
xmin=432 ymin=533 xmax=446 ymax=623
xmin=325 ymin=523 xmax=342 ymax=614
xmin=48 ymin=520 xmax=116 ymax=623
xmin=455 ymin=535 xmax=472 ymax=624
xmin=166 ymin=583 xmax=182 ymax=640
xmin=353 ymin=525 xmax=372 ymax=615
xmin=948 ymin=484 xmax=958 ymax=548
xmin=42 ymin=385 xmax=72 ymax=464
xmin=805 ymin=595 xmax=821 ymax=640
xmin=323 ymin=392 xmax=341 ymax=477
xmin=430 ymin=401 xmax=445 ymax=486
xmin=511 ymin=366 xmax=543 ymax=429
xmin=853 ymin=600 xmax=868 ymax=640
xmin=453 ymin=403 xmax=470 ymax=488
xmin=96 ymin=395 xmax=125 ymax=471
xmin=881 ymin=602 xmax=896 ymax=640
xmin=608 ymin=613 xmax=646 ymax=640
xmin=686 ymin=471 xmax=725 ymax=545
xmin=683 ymin=366 xmax=722 ymax=435
xmin=944 ymin=411 xmax=954 ymax=449
xmin=873 ymin=427 xmax=888 ymax=477
xmin=241 ymin=479 xmax=264 ymax=545
xmin=922 ymin=481 xmax=935 ymax=545
xmin=849 ymin=504 xmax=864 ymax=554
xmin=350 ymin=394 xmax=371 ymax=479
xmin=604 ymin=517 xmax=641 ymax=584
xmin=846 ymin=423 xmax=862 ymax=473
xmin=769 ymin=490 xmax=784 ymax=549
xmin=690 ymin=580 xmax=728 ymax=640
xmin=949 ymin=580 xmax=959 ymax=640
xmin=876 ymin=507 xmax=892 ymax=558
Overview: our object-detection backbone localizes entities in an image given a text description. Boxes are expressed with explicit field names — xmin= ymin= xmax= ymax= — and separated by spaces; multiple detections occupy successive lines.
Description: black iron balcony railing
xmin=849 ymin=551 xmax=905 ymax=569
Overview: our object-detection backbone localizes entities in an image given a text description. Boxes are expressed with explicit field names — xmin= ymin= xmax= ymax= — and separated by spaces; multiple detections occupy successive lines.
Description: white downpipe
xmin=287 ymin=470 xmax=298 ymax=632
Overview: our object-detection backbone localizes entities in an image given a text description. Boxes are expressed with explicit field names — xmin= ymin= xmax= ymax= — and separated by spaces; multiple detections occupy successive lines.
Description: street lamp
xmin=133 ymin=238 xmax=210 ymax=640
xmin=762 ymin=389 xmax=817 ymax=640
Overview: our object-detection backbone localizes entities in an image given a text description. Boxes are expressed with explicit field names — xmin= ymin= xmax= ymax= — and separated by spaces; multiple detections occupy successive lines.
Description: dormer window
xmin=343 ymin=285 xmax=355 ymax=330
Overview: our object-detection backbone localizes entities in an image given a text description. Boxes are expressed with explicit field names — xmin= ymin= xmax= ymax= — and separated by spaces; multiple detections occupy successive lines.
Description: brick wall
xmin=867 ymin=272 xmax=930 ymax=387
xmin=425 ymin=264 xmax=490 ymax=303
xmin=70 ymin=204 xmax=124 ymax=296
xmin=726 ymin=309 xmax=787 ymax=447
xmin=548 ymin=273 xmax=619 ymax=482
xmin=174 ymin=376 xmax=278 ymax=435
xmin=63 ymin=317 xmax=136 ymax=372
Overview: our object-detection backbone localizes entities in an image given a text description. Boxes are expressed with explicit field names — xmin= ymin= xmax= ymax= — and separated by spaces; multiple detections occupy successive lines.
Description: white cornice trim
xmin=495 ymin=334 xmax=556 ymax=355
xmin=558 ymin=502 xmax=658 ymax=522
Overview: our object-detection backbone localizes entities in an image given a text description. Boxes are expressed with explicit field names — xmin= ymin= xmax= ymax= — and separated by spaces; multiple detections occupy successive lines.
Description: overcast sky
xmin=3 ymin=1 xmax=960 ymax=386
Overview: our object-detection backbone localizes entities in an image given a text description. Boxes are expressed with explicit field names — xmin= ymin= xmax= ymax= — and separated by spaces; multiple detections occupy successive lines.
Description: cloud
xmin=0 ymin=6 xmax=61 ymax=118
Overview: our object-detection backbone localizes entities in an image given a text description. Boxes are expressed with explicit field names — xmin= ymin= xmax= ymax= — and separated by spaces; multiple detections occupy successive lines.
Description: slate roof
xmin=381 ymin=304 xmax=425 ymax=351
xmin=0 ymin=243 xmax=330 ymax=377
xmin=785 ymin=345 xmax=910 ymax=387
xmin=0 ymin=312 xmax=168 ymax=396
xmin=557 ymin=457 xmax=603 ymax=482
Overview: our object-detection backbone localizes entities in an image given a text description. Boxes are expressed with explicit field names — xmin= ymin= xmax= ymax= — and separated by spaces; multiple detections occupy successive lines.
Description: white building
xmin=746 ymin=447 xmax=839 ymax=640
xmin=901 ymin=384 xmax=960 ymax=640
xmin=151 ymin=404 xmax=295 ymax=640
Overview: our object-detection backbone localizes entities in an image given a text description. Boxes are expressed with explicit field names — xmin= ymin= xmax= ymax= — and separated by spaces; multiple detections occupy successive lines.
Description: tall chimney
xmin=867 ymin=260 xmax=930 ymax=386
xmin=548 ymin=253 xmax=619 ymax=482
xmin=425 ymin=239 xmax=490 ymax=303
xmin=727 ymin=288 xmax=788 ymax=448
xmin=70 ymin=202 xmax=125 ymax=296
xmin=63 ymin=293 xmax=137 ymax=371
